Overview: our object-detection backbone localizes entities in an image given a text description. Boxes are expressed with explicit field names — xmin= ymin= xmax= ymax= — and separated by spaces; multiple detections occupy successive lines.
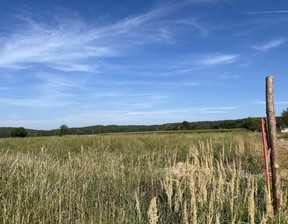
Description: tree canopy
xmin=280 ymin=108 xmax=288 ymax=128
xmin=11 ymin=127 xmax=28 ymax=138
xmin=181 ymin=121 xmax=191 ymax=130
xmin=241 ymin=117 xmax=260 ymax=131
xmin=55 ymin=124 xmax=69 ymax=136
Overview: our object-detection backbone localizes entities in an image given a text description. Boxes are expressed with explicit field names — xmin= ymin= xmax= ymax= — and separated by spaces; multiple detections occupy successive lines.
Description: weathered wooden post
xmin=266 ymin=76 xmax=281 ymax=213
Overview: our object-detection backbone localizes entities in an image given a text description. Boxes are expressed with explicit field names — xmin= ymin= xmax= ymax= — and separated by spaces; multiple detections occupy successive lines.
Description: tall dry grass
xmin=0 ymin=131 xmax=287 ymax=223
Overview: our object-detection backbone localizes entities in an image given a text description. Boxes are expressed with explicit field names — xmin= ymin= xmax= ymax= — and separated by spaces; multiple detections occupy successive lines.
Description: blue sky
xmin=1 ymin=0 xmax=288 ymax=130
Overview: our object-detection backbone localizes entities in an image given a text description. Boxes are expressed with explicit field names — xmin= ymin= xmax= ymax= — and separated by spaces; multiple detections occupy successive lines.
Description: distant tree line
xmin=162 ymin=117 xmax=261 ymax=132
xmin=1 ymin=109 xmax=288 ymax=138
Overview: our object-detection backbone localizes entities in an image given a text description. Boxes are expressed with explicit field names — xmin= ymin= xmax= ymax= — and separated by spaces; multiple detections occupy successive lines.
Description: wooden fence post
xmin=266 ymin=76 xmax=281 ymax=213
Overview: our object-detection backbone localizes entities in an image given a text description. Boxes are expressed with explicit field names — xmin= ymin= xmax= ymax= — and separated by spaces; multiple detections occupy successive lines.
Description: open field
xmin=0 ymin=131 xmax=288 ymax=223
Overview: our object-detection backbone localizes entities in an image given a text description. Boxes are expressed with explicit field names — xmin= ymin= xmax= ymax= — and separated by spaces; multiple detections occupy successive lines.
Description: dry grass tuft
xmin=148 ymin=196 xmax=158 ymax=224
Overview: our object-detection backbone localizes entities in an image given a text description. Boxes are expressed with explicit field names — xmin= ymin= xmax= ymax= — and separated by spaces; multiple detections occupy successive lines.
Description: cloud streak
xmin=196 ymin=54 xmax=239 ymax=65
xmin=0 ymin=97 xmax=73 ymax=108
xmin=177 ymin=18 xmax=209 ymax=36
xmin=243 ymin=11 xmax=288 ymax=15
xmin=256 ymin=100 xmax=288 ymax=105
xmin=252 ymin=39 xmax=286 ymax=51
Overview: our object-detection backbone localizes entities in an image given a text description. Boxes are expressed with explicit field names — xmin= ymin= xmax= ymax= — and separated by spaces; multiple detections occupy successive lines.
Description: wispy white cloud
xmin=148 ymin=53 xmax=241 ymax=77
xmin=0 ymin=97 xmax=73 ymax=108
xmin=113 ymin=3 xmax=176 ymax=29
xmin=105 ymin=79 xmax=222 ymax=87
xmin=0 ymin=73 xmax=89 ymax=109
xmin=252 ymin=39 xmax=286 ymax=51
xmin=177 ymin=18 xmax=209 ymax=36
xmin=240 ymin=61 xmax=252 ymax=68
xmin=243 ymin=11 xmax=288 ymax=15
xmin=156 ymin=28 xmax=175 ymax=44
xmin=49 ymin=61 xmax=99 ymax=73
xmin=220 ymin=74 xmax=241 ymax=80
xmin=185 ymin=81 xmax=223 ymax=86
xmin=196 ymin=54 xmax=239 ymax=65
xmin=235 ymin=16 xmax=288 ymax=37
xmin=235 ymin=25 xmax=268 ymax=37
xmin=114 ymin=0 xmax=217 ymax=30
xmin=0 ymin=87 xmax=12 ymax=90
xmin=34 ymin=73 xmax=89 ymax=98
xmin=101 ymin=92 xmax=170 ymax=110
xmin=198 ymin=106 xmax=237 ymax=111
xmin=123 ymin=107 xmax=237 ymax=116
xmin=90 ymin=92 xmax=124 ymax=99
xmin=105 ymin=102 xmax=155 ymax=109
xmin=255 ymin=100 xmax=288 ymax=105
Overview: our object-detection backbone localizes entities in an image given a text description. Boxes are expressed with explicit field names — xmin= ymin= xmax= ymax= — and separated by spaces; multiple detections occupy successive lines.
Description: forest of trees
xmin=0 ymin=116 xmax=285 ymax=138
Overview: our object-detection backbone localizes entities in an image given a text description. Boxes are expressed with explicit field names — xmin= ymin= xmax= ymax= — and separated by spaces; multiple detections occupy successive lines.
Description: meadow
xmin=0 ymin=131 xmax=288 ymax=223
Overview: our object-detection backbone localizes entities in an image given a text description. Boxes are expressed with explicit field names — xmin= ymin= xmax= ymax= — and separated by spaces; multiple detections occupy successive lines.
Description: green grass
xmin=0 ymin=131 xmax=287 ymax=223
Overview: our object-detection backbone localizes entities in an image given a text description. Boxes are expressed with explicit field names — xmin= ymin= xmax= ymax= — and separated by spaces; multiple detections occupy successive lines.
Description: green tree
xmin=11 ymin=127 xmax=28 ymax=138
xmin=164 ymin=124 xmax=174 ymax=131
xmin=280 ymin=108 xmax=288 ymax=128
xmin=191 ymin=123 xmax=200 ymax=130
xmin=55 ymin=124 xmax=69 ymax=136
xmin=60 ymin=124 xmax=68 ymax=135
xmin=220 ymin=120 xmax=238 ymax=129
xmin=241 ymin=117 xmax=260 ymax=131
xmin=181 ymin=121 xmax=191 ymax=130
